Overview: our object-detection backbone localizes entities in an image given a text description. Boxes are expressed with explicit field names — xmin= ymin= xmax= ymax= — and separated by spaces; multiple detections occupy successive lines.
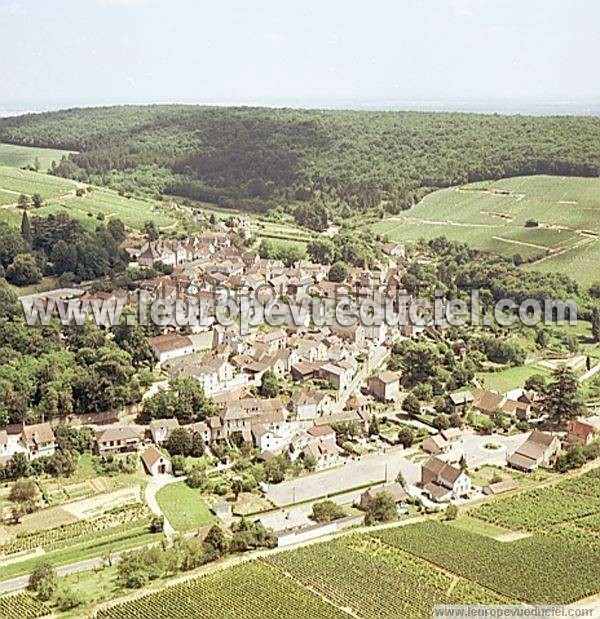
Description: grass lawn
xmin=477 ymin=364 xmax=551 ymax=393
xmin=155 ymin=482 xmax=216 ymax=532
xmin=448 ymin=515 xmax=511 ymax=538
xmin=50 ymin=565 xmax=120 ymax=618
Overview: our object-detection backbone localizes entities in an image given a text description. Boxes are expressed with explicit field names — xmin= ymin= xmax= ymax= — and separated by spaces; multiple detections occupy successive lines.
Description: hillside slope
xmin=1 ymin=106 xmax=599 ymax=215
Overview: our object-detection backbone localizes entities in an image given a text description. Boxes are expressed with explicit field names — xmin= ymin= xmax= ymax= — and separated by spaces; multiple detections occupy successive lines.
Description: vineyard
xmin=0 ymin=592 xmax=49 ymax=619
xmin=266 ymin=535 xmax=510 ymax=619
xmin=372 ymin=521 xmax=600 ymax=604
xmin=0 ymin=504 xmax=149 ymax=556
xmin=96 ymin=561 xmax=347 ymax=619
xmin=471 ymin=469 xmax=600 ymax=535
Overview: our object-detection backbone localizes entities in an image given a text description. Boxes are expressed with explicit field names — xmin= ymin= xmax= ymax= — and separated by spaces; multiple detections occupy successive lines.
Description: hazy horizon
xmin=1 ymin=0 xmax=599 ymax=114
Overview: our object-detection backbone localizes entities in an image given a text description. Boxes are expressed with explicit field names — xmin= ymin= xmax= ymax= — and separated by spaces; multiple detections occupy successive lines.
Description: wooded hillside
xmin=1 ymin=106 xmax=599 ymax=214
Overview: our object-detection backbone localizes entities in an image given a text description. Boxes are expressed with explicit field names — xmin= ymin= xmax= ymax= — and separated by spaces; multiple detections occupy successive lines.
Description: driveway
xmin=266 ymin=446 xmax=420 ymax=507
xmin=144 ymin=474 xmax=183 ymax=541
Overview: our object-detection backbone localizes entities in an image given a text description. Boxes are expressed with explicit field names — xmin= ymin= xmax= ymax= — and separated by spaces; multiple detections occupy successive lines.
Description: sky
xmin=1 ymin=0 xmax=599 ymax=111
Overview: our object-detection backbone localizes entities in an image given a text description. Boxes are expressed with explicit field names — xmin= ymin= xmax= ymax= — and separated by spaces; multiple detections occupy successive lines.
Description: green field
xmin=155 ymin=482 xmax=216 ymax=532
xmin=0 ymin=142 xmax=75 ymax=171
xmin=372 ymin=175 xmax=600 ymax=285
xmin=477 ymin=363 xmax=552 ymax=393
xmin=471 ymin=468 xmax=600 ymax=538
xmin=0 ymin=165 xmax=177 ymax=231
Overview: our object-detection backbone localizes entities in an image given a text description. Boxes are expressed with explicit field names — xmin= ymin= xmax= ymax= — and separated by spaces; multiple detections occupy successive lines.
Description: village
xmin=2 ymin=218 xmax=599 ymax=561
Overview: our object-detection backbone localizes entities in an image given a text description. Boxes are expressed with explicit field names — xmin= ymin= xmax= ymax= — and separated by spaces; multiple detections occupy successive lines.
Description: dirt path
xmin=491 ymin=236 xmax=548 ymax=250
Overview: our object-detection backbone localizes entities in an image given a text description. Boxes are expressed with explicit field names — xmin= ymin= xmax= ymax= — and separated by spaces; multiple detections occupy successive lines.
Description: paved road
xmin=332 ymin=345 xmax=389 ymax=414
xmin=460 ymin=430 xmax=528 ymax=469
xmin=266 ymin=446 xmax=420 ymax=507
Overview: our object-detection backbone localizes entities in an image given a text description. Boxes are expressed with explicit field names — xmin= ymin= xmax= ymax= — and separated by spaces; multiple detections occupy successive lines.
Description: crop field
xmin=266 ymin=535 xmax=510 ymax=618
xmin=371 ymin=175 xmax=600 ymax=285
xmin=471 ymin=468 xmax=600 ymax=535
xmin=0 ymin=142 xmax=75 ymax=170
xmin=0 ymin=165 xmax=177 ymax=231
xmin=0 ymin=592 xmax=49 ymax=619
xmin=96 ymin=561 xmax=347 ymax=619
xmin=0 ymin=503 xmax=149 ymax=556
xmin=373 ymin=520 xmax=600 ymax=604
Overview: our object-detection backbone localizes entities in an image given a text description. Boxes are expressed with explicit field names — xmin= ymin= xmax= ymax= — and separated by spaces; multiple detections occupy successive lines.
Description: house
xmin=421 ymin=456 xmax=471 ymax=502
xmin=422 ymin=434 xmax=450 ymax=456
xmin=96 ymin=427 xmax=142 ymax=455
xmin=187 ymin=421 xmax=212 ymax=444
xmin=482 ymin=478 xmax=518 ymax=496
xmin=291 ymin=389 xmax=336 ymax=420
xmin=21 ymin=423 xmax=56 ymax=460
xmin=381 ymin=242 xmax=405 ymax=259
xmin=149 ymin=418 xmax=179 ymax=445
xmin=307 ymin=424 xmax=336 ymax=443
xmin=566 ymin=419 xmax=596 ymax=446
xmin=150 ymin=333 xmax=194 ymax=364
xmin=446 ymin=391 xmax=474 ymax=413
xmin=359 ymin=482 xmax=408 ymax=510
xmin=368 ymin=371 xmax=401 ymax=402
xmin=440 ymin=428 xmax=463 ymax=444
xmin=320 ymin=363 xmax=354 ymax=392
xmin=141 ymin=445 xmax=172 ymax=476
xmin=507 ymin=430 xmax=561 ymax=472
xmin=345 ymin=393 xmax=371 ymax=418
xmin=303 ymin=439 xmax=342 ymax=469
xmin=252 ymin=424 xmax=287 ymax=453
xmin=471 ymin=389 xmax=506 ymax=415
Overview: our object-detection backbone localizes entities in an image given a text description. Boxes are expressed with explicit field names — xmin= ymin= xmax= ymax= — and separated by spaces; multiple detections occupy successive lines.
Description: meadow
xmin=0 ymin=142 xmax=75 ymax=171
xmin=371 ymin=175 xmax=600 ymax=286
xmin=0 ymin=165 xmax=177 ymax=232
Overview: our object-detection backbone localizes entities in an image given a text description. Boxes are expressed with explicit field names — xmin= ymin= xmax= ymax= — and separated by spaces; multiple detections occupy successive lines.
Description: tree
xmin=203 ymin=524 xmax=229 ymax=558
xmin=0 ymin=222 xmax=27 ymax=267
xmin=402 ymin=393 xmax=420 ymax=416
xmin=592 ymin=306 xmax=600 ymax=343
xmin=294 ymin=203 xmax=328 ymax=232
xmin=28 ymin=561 xmax=57 ymax=601
xmin=445 ymin=504 xmax=459 ymax=520
xmin=307 ymin=239 xmax=335 ymax=264
xmin=190 ymin=432 xmax=205 ymax=457
xmin=544 ymin=366 xmax=585 ymax=425
xmin=232 ymin=478 xmax=243 ymax=501
xmin=20 ymin=210 xmax=32 ymax=244
xmin=55 ymin=588 xmax=82 ymax=612
xmin=17 ymin=194 xmax=30 ymax=210
xmin=433 ymin=415 xmax=451 ymax=431
xmin=259 ymin=370 xmax=280 ymax=398
xmin=524 ymin=374 xmax=547 ymax=392
xmin=364 ymin=491 xmax=397 ymax=525
xmin=9 ymin=478 xmax=38 ymax=511
xmin=50 ymin=240 xmax=78 ymax=275
xmin=310 ymin=500 xmax=346 ymax=523
xmin=6 ymin=254 xmax=42 ymax=286
xmin=107 ymin=218 xmax=126 ymax=243
xmin=328 ymin=261 xmax=348 ymax=283
xmin=143 ymin=220 xmax=159 ymax=241
xmin=397 ymin=426 xmax=414 ymax=448
xmin=32 ymin=193 xmax=43 ymax=209
xmin=167 ymin=428 xmax=193 ymax=456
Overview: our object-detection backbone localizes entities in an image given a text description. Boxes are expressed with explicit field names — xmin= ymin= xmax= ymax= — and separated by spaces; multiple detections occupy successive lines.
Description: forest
xmin=1 ymin=106 xmax=599 ymax=215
